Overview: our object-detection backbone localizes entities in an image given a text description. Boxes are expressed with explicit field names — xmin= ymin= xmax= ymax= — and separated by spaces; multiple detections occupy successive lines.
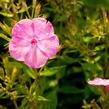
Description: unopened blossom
xmin=88 ymin=78 xmax=109 ymax=86
xmin=88 ymin=78 xmax=109 ymax=93
xmin=9 ymin=18 xmax=59 ymax=68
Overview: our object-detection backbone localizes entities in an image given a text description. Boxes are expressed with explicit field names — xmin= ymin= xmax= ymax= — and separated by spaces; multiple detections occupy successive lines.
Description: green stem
xmin=13 ymin=99 xmax=18 ymax=109
xmin=32 ymin=0 xmax=37 ymax=18
xmin=97 ymin=86 xmax=106 ymax=97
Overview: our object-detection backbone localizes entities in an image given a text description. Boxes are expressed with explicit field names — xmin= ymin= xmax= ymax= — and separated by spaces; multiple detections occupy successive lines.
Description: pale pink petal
xmin=12 ymin=19 xmax=33 ymax=39
xmin=88 ymin=78 xmax=109 ymax=86
xmin=37 ymin=35 xmax=59 ymax=58
xmin=9 ymin=39 xmax=31 ymax=61
xmin=32 ymin=18 xmax=54 ymax=40
xmin=11 ymin=37 xmax=30 ymax=47
xmin=24 ymin=46 xmax=48 ymax=68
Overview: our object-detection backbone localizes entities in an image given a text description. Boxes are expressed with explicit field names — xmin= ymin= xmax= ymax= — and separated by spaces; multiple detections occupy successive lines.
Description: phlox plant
xmin=1 ymin=0 xmax=109 ymax=109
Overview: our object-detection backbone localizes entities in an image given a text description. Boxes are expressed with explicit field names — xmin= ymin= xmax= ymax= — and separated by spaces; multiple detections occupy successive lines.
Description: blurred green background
xmin=0 ymin=0 xmax=109 ymax=109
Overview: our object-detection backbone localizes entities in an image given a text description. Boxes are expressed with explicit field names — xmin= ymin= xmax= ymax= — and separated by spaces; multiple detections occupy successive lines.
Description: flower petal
xmin=106 ymin=85 xmax=109 ymax=93
xmin=24 ymin=46 xmax=48 ymax=68
xmin=9 ymin=39 xmax=31 ymax=61
xmin=12 ymin=19 xmax=33 ymax=39
xmin=37 ymin=35 xmax=59 ymax=58
xmin=32 ymin=18 xmax=54 ymax=40
xmin=88 ymin=78 xmax=109 ymax=86
xmin=11 ymin=37 xmax=30 ymax=47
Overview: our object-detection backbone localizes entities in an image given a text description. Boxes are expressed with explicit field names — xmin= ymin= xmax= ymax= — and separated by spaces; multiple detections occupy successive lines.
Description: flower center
xmin=31 ymin=39 xmax=37 ymax=44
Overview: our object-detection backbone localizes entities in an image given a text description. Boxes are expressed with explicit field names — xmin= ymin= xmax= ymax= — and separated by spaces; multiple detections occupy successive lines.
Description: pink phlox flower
xmin=9 ymin=18 xmax=59 ymax=68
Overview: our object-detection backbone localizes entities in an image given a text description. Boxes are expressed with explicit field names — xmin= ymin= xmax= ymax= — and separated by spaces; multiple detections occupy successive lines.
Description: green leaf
xmin=0 ymin=90 xmax=5 ymax=98
xmin=0 ymin=11 xmax=13 ymax=17
xmin=37 ymin=96 xmax=48 ymax=101
xmin=84 ymin=0 xmax=109 ymax=9
xmin=22 ymin=65 xmax=36 ymax=79
xmin=83 ymin=36 xmax=93 ymax=43
xmin=94 ymin=45 xmax=105 ymax=51
xmin=59 ymin=55 xmax=80 ymax=64
xmin=0 ymin=33 xmax=10 ymax=41
xmin=59 ymin=85 xmax=84 ymax=94
xmin=40 ymin=66 xmax=65 ymax=76
xmin=82 ymin=63 xmax=103 ymax=73
xmin=44 ymin=91 xmax=57 ymax=109
xmin=29 ymin=82 xmax=37 ymax=94
xmin=25 ymin=68 xmax=36 ymax=79
xmin=16 ymin=8 xmax=27 ymax=13
xmin=20 ymin=98 xmax=28 ymax=109
xmin=88 ymin=85 xmax=100 ymax=95
xmin=49 ymin=80 xmax=58 ymax=87
xmin=0 ymin=67 xmax=4 ymax=80
xmin=0 ymin=22 xmax=11 ymax=35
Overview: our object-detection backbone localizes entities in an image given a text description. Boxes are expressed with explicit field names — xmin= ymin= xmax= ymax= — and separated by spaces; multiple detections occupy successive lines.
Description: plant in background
xmin=1 ymin=0 xmax=109 ymax=109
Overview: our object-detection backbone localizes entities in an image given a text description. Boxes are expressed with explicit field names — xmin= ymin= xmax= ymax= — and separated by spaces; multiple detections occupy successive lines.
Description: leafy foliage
xmin=1 ymin=0 xmax=109 ymax=109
